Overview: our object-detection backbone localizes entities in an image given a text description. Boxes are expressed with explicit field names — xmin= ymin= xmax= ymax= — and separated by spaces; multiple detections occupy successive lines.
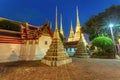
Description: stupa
xmin=74 ymin=32 xmax=89 ymax=58
xmin=41 ymin=7 xmax=72 ymax=66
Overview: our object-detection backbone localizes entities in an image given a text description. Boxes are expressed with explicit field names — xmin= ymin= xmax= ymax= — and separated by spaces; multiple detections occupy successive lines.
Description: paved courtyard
xmin=0 ymin=58 xmax=120 ymax=80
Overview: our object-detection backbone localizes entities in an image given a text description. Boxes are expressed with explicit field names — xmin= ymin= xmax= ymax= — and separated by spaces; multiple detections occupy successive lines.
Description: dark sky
xmin=0 ymin=0 xmax=120 ymax=37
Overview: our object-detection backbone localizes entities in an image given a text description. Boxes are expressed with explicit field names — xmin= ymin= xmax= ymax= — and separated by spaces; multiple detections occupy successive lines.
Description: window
xmin=45 ymin=41 xmax=47 ymax=45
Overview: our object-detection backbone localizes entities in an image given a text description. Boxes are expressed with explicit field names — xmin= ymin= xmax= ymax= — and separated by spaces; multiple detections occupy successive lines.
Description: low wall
xmin=0 ymin=43 xmax=21 ymax=62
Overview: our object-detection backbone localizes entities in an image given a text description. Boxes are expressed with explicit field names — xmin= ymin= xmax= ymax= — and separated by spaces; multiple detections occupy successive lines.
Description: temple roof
xmin=0 ymin=18 xmax=53 ymax=37
xmin=39 ymin=22 xmax=53 ymax=38
xmin=0 ymin=18 xmax=53 ymax=44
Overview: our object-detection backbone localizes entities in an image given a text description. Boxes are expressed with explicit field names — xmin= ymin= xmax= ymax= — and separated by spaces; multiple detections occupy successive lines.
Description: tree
xmin=92 ymin=36 xmax=114 ymax=54
xmin=83 ymin=5 xmax=120 ymax=41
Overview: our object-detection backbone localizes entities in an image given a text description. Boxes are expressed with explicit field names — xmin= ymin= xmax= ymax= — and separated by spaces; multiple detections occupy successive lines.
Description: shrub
xmin=92 ymin=36 xmax=114 ymax=54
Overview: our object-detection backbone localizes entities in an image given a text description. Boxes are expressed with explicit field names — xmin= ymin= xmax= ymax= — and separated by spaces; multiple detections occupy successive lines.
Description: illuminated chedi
xmin=68 ymin=21 xmax=75 ymax=42
xmin=74 ymin=6 xmax=88 ymax=45
xmin=66 ymin=6 xmax=88 ymax=56
xmin=41 ymin=7 xmax=72 ymax=66
xmin=74 ymin=6 xmax=81 ymax=41
xmin=75 ymin=5 xmax=88 ymax=56
xmin=67 ymin=6 xmax=87 ymax=45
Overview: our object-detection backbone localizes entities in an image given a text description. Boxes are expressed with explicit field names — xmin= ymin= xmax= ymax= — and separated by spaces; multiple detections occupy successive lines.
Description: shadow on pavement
xmin=0 ymin=60 xmax=48 ymax=67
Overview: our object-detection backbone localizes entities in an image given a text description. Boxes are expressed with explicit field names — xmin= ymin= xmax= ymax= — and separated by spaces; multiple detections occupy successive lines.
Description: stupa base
xmin=41 ymin=58 xmax=72 ymax=66
xmin=74 ymin=53 xmax=90 ymax=58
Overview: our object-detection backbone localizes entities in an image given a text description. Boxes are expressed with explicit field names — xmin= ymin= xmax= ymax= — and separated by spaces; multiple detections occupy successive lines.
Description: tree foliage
xmin=83 ymin=5 xmax=120 ymax=41
xmin=92 ymin=36 xmax=114 ymax=53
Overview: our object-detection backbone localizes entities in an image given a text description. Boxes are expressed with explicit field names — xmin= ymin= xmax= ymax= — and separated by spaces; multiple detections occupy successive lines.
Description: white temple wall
xmin=20 ymin=40 xmax=37 ymax=61
xmin=0 ymin=43 xmax=21 ymax=62
xmin=0 ymin=35 xmax=52 ymax=62
xmin=34 ymin=35 xmax=52 ymax=60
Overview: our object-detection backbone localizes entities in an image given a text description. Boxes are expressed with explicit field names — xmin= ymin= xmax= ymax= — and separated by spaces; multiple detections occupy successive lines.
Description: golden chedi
xmin=41 ymin=7 xmax=72 ymax=66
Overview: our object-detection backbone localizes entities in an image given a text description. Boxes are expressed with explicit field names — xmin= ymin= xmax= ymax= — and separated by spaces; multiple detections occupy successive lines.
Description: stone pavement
xmin=0 ymin=58 xmax=120 ymax=80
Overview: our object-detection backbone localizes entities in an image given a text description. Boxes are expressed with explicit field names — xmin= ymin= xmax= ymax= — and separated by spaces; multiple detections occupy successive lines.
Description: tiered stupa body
xmin=41 ymin=7 xmax=72 ymax=66
xmin=74 ymin=32 xmax=89 ymax=58
xmin=68 ymin=22 xmax=75 ymax=42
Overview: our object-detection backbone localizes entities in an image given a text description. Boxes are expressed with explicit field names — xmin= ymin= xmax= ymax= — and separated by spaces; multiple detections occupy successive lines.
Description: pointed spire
xmin=74 ymin=6 xmax=81 ymax=41
xmin=55 ymin=6 xmax=58 ymax=30
xmin=60 ymin=14 xmax=63 ymax=31
xmin=68 ymin=21 xmax=75 ymax=42
xmin=70 ymin=21 xmax=73 ymax=31
xmin=60 ymin=14 xmax=64 ymax=37
xmin=76 ymin=6 xmax=80 ymax=25
xmin=54 ymin=6 xmax=60 ymax=39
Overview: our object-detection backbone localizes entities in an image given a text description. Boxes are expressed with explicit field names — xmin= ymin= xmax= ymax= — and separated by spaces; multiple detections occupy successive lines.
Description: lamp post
xmin=109 ymin=24 xmax=116 ymax=58
xmin=109 ymin=24 xmax=115 ymax=42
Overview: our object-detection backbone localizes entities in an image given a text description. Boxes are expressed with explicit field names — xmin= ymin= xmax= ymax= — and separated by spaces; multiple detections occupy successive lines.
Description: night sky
xmin=0 ymin=0 xmax=120 ymax=38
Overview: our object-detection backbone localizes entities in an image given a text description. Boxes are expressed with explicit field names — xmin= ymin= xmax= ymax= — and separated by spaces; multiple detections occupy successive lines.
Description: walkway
xmin=0 ymin=58 xmax=120 ymax=80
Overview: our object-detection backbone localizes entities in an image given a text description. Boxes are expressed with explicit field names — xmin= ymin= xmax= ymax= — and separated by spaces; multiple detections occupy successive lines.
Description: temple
xmin=0 ymin=6 xmax=88 ymax=65
xmin=0 ymin=18 xmax=53 ymax=62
